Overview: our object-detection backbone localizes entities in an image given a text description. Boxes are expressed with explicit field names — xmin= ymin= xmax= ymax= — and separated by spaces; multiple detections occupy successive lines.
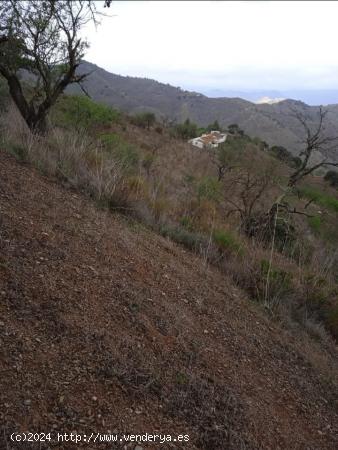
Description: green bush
xmin=308 ymin=215 xmax=322 ymax=234
xmin=160 ymin=225 xmax=205 ymax=251
xmin=99 ymin=132 xmax=139 ymax=173
xmin=99 ymin=132 xmax=123 ymax=147
xmin=173 ymin=119 xmax=198 ymax=140
xmin=227 ymin=123 xmax=244 ymax=136
xmin=7 ymin=142 xmax=27 ymax=161
xmin=54 ymin=95 xmax=120 ymax=131
xmin=114 ymin=142 xmax=139 ymax=172
xmin=213 ymin=229 xmax=244 ymax=255
xmin=299 ymin=186 xmax=338 ymax=213
xmin=217 ymin=136 xmax=245 ymax=167
xmin=206 ymin=120 xmax=221 ymax=132
xmin=260 ymin=259 xmax=293 ymax=301
xmin=179 ymin=216 xmax=194 ymax=231
xmin=269 ymin=146 xmax=301 ymax=168
xmin=197 ymin=176 xmax=221 ymax=202
xmin=131 ymin=112 xmax=156 ymax=130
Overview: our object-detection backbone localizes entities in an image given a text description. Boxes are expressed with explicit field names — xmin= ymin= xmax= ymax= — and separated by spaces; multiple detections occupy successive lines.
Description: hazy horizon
xmin=82 ymin=1 xmax=338 ymax=105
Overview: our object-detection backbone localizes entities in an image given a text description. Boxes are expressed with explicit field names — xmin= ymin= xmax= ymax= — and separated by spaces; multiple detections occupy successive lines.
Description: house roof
xmin=200 ymin=131 xmax=226 ymax=144
xmin=189 ymin=131 xmax=227 ymax=147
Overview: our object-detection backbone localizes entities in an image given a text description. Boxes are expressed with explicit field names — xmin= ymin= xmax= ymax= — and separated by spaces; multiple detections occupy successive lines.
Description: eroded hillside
xmin=0 ymin=151 xmax=337 ymax=449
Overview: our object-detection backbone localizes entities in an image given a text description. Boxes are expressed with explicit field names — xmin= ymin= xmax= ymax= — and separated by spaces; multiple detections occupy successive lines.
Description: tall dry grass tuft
xmin=0 ymin=104 xmax=129 ymax=209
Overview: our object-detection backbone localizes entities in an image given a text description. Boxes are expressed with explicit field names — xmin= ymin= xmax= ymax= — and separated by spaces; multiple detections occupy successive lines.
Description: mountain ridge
xmin=67 ymin=61 xmax=338 ymax=161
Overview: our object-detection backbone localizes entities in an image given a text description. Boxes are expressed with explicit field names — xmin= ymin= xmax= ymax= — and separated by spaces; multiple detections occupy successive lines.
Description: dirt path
xmin=0 ymin=151 xmax=337 ymax=449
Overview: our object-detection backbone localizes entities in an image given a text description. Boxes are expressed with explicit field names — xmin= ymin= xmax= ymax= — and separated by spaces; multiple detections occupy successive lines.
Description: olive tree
xmin=0 ymin=0 xmax=104 ymax=133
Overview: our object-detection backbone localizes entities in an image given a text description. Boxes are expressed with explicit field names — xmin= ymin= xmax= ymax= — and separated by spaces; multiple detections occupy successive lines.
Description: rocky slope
xmin=0 ymin=150 xmax=337 ymax=449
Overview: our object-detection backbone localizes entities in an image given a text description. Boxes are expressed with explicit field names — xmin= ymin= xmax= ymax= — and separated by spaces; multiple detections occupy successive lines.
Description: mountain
xmin=68 ymin=61 xmax=338 ymax=161
xmin=189 ymin=88 xmax=338 ymax=106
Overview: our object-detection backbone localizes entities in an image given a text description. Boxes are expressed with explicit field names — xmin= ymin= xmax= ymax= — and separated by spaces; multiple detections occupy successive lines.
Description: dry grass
xmin=0 ymin=104 xmax=131 ymax=210
xmin=1 ymin=102 xmax=337 ymax=344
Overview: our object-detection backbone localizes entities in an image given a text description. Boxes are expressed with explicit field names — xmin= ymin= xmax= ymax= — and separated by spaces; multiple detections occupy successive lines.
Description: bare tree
xmin=0 ymin=0 xmax=103 ymax=133
xmin=288 ymin=106 xmax=338 ymax=187
xmin=222 ymin=167 xmax=274 ymax=234
xmin=262 ymin=106 xmax=338 ymax=245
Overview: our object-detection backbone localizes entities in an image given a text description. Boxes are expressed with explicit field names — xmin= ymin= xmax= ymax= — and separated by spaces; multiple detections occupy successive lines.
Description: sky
xmin=82 ymin=1 xmax=338 ymax=102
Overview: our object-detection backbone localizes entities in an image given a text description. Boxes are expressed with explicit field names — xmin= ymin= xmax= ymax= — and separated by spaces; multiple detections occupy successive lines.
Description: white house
xmin=189 ymin=130 xmax=227 ymax=149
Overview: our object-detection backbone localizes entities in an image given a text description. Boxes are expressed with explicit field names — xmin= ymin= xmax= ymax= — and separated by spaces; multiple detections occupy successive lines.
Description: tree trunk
xmin=27 ymin=111 xmax=48 ymax=134
xmin=2 ymin=73 xmax=48 ymax=134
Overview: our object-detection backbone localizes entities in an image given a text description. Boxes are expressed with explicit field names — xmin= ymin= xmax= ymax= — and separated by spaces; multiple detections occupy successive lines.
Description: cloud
xmin=82 ymin=1 xmax=338 ymax=91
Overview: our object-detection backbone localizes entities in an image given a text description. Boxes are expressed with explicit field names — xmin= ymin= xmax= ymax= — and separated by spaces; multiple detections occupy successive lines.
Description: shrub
xmin=260 ymin=259 xmax=293 ymax=305
xmin=160 ymin=225 xmax=205 ymax=251
xmin=99 ymin=132 xmax=123 ymax=147
xmin=180 ymin=216 xmax=194 ymax=231
xmin=308 ymin=215 xmax=322 ymax=234
xmin=131 ymin=112 xmax=156 ymax=130
xmin=324 ymin=170 xmax=338 ymax=188
xmin=206 ymin=120 xmax=221 ymax=132
xmin=299 ymin=186 xmax=338 ymax=213
xmin=53 ymin=95 xmax=120 ymax=131
xmin=100 ymin=134 xmax=139 ymax=174
xmin=213 ymin=229 xmax=244 ymax=255
xmin=173 ymin=119 xmax=198 ymax=140
xmin=197 ymin=176 xmax=221 ymax=202
xmin=114 ymin=143 xmax=139 ymax=173
xmin=268 ymin=146 xmax=301 ymax=168
xmin=7 ymin=142 xmax=27 ymax=161
xmin=228 ymin=123 xmax=244 ymax=136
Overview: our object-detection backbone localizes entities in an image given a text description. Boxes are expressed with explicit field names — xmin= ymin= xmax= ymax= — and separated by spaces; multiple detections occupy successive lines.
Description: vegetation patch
xmin=308 ymin=215 xmax=322 ymax=234
xmin=299 ymin=186 xmax=338 ymax=213
xmin=213 ymin=229 xmax=244 ymax=255
xmin=197 ymin=176 xmax=221 ymax=202
xmin=160 ymin=225 xmax=206 ymax=251
xmin=53 ymin=95 xmax=120 ymax=131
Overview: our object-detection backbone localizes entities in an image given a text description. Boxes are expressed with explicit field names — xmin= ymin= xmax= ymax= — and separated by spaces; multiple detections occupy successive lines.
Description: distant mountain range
xmin=68 ymin=61 xmax=338 ymax=162
xmin=190 ymin=88 xmax=338 ymax=106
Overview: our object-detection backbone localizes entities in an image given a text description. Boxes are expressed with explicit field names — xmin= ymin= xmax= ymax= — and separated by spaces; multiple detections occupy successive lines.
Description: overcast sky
xmin=83 ymin=1 xmax=338 ymax=94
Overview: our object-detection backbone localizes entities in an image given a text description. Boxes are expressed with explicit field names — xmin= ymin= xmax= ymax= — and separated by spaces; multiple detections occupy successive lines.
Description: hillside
xmin=1 ymin=146 xmax=338 ymax=449
xmin=68 ymin=61 xmax=338 ymax=161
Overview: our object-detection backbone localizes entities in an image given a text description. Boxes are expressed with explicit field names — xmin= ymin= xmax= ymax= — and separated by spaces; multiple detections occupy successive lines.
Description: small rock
xmin=24 ymin=399 xmax=31 ymax=406
xmin=0 ymin=321 xmax=4 ymax=326
xmin=92 ymin=396 xmax=97 ymax=401
xmin=135 ymin=446 xmax=143 ymax=450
